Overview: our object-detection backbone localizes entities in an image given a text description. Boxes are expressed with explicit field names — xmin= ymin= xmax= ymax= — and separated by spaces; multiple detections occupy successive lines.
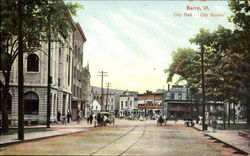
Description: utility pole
xmin=201 ymin=46 xmax=206 ymax=131
xmin=47 ymin=8 xmax=51 ymax=128
xmin=17 ymin=0 xmax=24 ymax=140
xmin=98 ymin=71 xmax=108 ymax=111
xmin=106 ymin=82 xmax=111 ymax=111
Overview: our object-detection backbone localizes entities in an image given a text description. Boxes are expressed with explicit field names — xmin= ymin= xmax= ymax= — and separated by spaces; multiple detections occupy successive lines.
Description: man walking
xmin=89 ymin=114 xmax=93 ymax=124
xmin=212 ymin=118 xmax=217 ymax=132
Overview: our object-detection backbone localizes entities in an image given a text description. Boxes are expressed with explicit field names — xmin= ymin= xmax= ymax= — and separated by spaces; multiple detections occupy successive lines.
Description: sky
xmin=70 ymin=0 xmax=234 ymax=93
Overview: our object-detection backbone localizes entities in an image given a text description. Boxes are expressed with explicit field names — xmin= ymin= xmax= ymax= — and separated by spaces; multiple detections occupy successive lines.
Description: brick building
xmin=137 ymin=91 xmax=164 ymax=118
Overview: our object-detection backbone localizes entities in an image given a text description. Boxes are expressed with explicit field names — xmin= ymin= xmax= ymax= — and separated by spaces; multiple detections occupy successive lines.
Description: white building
xmin=91 ymin=99 xmax=101 ymax=114
xmin=119 ymin=92 xmax=138 ymax=118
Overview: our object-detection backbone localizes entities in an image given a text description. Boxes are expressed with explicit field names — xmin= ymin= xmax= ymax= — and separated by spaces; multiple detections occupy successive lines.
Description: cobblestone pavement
xmin=0 ymin=120 xmax=247 ymax=155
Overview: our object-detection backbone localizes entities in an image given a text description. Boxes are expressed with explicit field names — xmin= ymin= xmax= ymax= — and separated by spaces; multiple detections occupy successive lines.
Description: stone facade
xmin=82 ymin=65 xmax=91 ymax=117
xmin=0 ymin=13 xmax=87 ymax=125
xmin=71 ymin=22 xmax=87 ymax=120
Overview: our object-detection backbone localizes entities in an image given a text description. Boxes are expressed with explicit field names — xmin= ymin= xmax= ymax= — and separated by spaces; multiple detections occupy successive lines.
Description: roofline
xmin=75 ymin=22 xmax=87 ymax=42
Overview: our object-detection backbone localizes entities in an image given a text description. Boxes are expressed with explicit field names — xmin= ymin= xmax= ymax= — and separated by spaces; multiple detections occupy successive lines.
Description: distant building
xmin=119 ymin=91 xmax=138 ymax=118
xmin=91 ymin=99 xmax=101 ymax=114
xmin=137 ymin=91 xmax=164 ymax=118
xmin=163 ymin=85 xmax=223 ymax=120
xmin=90 ymin=86 xmax=125 ymax=116
xmin=82 ymin=64 xmax=91 ymax=117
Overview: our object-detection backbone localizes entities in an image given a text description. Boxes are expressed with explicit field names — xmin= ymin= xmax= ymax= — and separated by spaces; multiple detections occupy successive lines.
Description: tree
xmin=211 ymin=108 xmax=224 ymax=120
xmin=165 ymin=48 xmax=202 ymax=118
xmin=165 ymin=48 xmax=199 ymax=85
xmin=0 ymin=0 xmax=83 ymax=133
xmin=228 ymin=0 xmax=250 ymax=125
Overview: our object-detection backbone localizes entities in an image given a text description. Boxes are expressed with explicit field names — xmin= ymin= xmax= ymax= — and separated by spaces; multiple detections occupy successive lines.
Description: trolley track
xmin=118 ymin=124 xmax=146 ymax=156
xmin=89 ymin=124 xmax=143 ymax=155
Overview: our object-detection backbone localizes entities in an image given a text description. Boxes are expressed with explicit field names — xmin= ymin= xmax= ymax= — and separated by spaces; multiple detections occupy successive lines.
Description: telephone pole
xmin=201 ymin=46 xmax=206 ymax=131
xmin=98 ymin=71 xmax=108 ymax=111
xmin=106 ymin=82 xmax=111 ymax=111
xmin=47 ymin=7 xmax=51 ymax=128
xmin=17 ymin=0 xmax=24 ymax=140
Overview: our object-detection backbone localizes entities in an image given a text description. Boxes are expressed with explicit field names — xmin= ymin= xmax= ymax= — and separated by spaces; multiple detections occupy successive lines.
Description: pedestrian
xmin=94 ymin=115 xmax=97 ymax=127
xmin=87 ymin=116 xmax=90 ymax=124
xmin=62 ymin=114 xmax=67 ymax=125
xmin=89 ymin=114 xmax=93 ymax=124
xmin=77 ymin=109 xmax=81 ymax=124
xmin=66 ymin=111 xmax=71 ymax=123
xmin=97 ymin=113 xmax=102 ymax=126
xmin=212 ymin=118 xmax=217 ymax=132
xmin=57 ymin=111 xmax=61 ymax=122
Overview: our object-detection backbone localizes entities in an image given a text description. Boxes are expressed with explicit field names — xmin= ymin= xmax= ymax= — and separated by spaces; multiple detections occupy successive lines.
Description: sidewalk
xmin=0 ymin=120 xmax=94 ymax=147
xmin=193 ymin=124 xmax=250 ymax=155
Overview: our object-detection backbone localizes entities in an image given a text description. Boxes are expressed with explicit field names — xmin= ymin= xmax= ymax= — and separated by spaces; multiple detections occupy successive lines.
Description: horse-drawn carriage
xmin=184 ymin=118 xmax=194 ymax=127
xmin=96 ymin=112 xmax=115 ymax=127
xmin=157 ymin=116 xmax=167 ymax=126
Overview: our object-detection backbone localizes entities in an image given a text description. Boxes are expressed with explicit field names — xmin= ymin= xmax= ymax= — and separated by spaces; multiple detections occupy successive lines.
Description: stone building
xmin=71 ymin=22 xmax=87 ymax=121
xmin=82 ymin=64 xmax=91 ymax=117
xmin=0 ymin=13 xmax=87 ymax=125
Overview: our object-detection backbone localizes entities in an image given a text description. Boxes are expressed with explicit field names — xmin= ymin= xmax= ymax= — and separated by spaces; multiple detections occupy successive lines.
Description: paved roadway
xmin=0 ymin=120 xmax=246 ymax=155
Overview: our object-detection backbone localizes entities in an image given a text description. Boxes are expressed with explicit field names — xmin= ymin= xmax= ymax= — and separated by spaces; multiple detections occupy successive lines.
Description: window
xmin=130 ymin=101 xmax=132 ymax=107
xmin=121 ymin=101 xmax=123 ymax=108
xmin=58 ymin=78 xmax=61 ymax=87
xmin=171 ymin=93 xmax=175 ymax=100
xmin=0 ymin=53 xmax=11 ymax=71
xmin=178 ymin=94 xmax=182 ymax=100
xmin=0 ymin=93 xmax=12 ymax=113
xmin=27 ymin=54 xmax=39 ymax=72
xmin=24 ymin=92 xmax=39 ymax=115
xmin=126 ymin=101 xmax=128 ymax=107
xmin=59 ymin=47 xmax=62 ymax=60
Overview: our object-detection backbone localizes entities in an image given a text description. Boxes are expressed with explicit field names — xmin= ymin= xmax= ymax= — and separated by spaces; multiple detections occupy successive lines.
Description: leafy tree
xmin=227 ymin=0 xmax=250 ymax=125
xmin=0 ymin=0 xmax=83 ymax=133
xmin=165 ymin=48 xmax=199 ymax=85
xmin=211 ymin=108 xmax=224 ymax=119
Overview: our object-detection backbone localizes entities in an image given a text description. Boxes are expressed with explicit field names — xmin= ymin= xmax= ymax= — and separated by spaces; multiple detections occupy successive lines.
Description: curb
xmin=192 ymin=126 xmax=203 ymax=132
xmin=205 ymin=133 xmax=249 ymax=155
xmin=192 ymin=126 xmax=249 ymax=155
xmin=0 ymin=130 xmax=86 ymax=148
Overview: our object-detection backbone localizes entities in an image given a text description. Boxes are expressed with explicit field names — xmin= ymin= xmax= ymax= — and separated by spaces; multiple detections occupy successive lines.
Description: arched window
xmin=27 ymin=54 xmax=39 ymax=72
xmin=24 ymin=92 xmax=39 ymax=115
xmin=0 ymin=93 xmax=12 ymax=113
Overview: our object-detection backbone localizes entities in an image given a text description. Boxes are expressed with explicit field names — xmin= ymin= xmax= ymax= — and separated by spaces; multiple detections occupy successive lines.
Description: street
xmin=0 ymin=120 xmax=245 ymax=155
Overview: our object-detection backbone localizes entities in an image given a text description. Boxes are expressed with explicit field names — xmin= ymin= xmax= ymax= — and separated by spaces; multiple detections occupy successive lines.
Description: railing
xmin=137 ymin=104 xmax=162 ymax=109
